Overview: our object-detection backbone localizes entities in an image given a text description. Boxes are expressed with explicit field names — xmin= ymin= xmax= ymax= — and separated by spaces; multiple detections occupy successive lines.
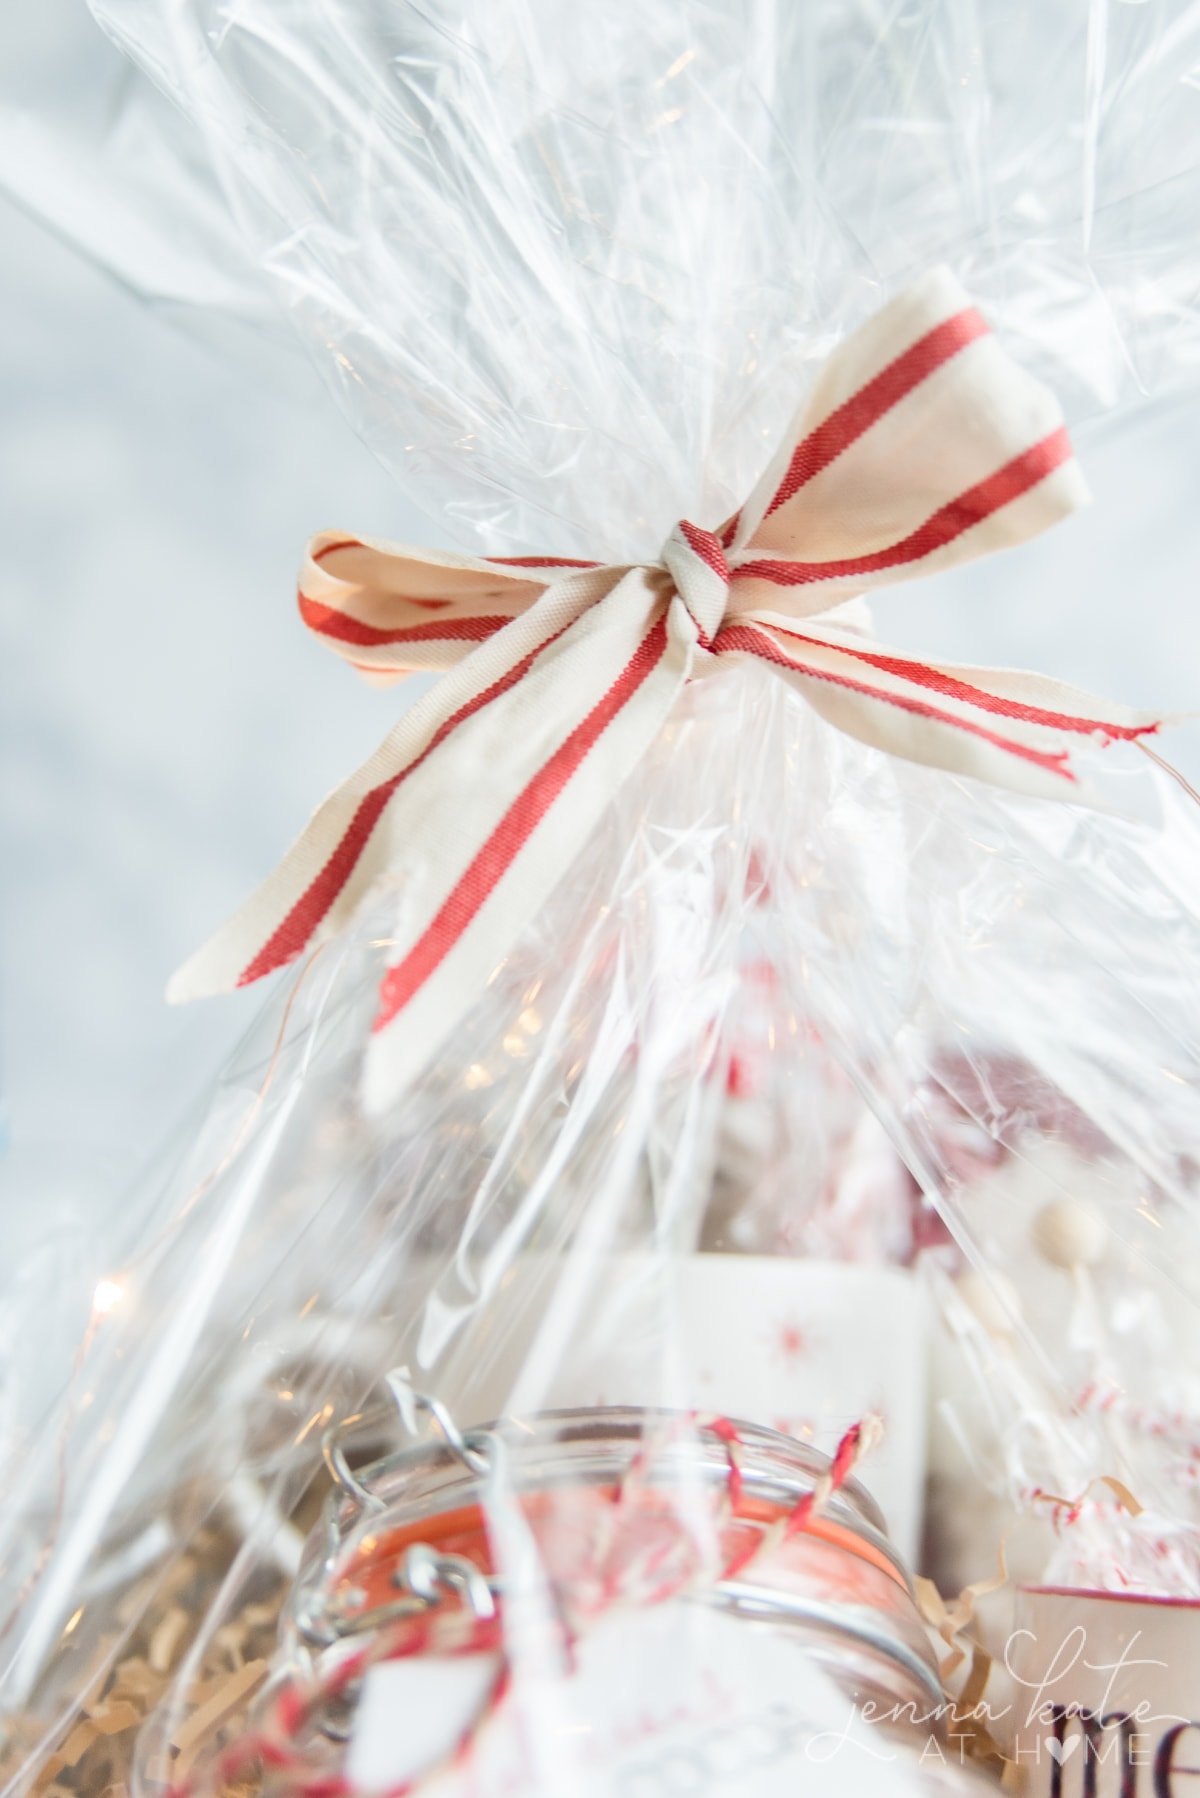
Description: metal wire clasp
xmin=401 ymin=1544 xmax=496 ymax=1620
xmin=293 ymin=1374 xmax=500 ymax=1653
xmin=321 ymin=1372 xmax=495 ymax=1509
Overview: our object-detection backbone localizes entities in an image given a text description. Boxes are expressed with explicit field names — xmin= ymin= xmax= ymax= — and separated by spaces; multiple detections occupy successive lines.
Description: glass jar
xmin=246 ymin=1404 xmax=952 ymax=1795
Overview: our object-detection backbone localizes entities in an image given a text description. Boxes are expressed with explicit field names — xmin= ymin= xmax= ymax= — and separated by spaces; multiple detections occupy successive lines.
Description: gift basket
xmin=6 ymin=5 xmax=1200 ymax=1796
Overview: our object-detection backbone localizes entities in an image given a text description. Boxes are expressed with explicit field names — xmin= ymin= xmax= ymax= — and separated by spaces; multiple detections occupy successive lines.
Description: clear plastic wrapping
xmin=8 ymin=3 xmax=1200 ymax=544
xmin=7 ymin=676 xmax=1200 ymax=1791
xmin=6 ymin=5 xmax=1200 ymax=1795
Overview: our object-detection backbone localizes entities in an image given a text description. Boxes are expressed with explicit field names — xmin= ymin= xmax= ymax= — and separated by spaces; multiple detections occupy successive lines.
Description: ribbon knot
xmin=171 ymin=268 xmax=1160 ymax=1109
xmin=658 ymin=520 xmax=731 ymax=648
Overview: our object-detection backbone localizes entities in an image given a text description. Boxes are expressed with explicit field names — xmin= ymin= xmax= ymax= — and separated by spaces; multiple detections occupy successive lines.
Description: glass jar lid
xmin=286 ymin=1404 xmax=941 ymax=1715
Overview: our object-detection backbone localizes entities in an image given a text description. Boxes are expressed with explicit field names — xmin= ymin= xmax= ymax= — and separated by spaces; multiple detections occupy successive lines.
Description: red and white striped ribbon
xmin=171 ymin=269 xmax=1161 ymax=1110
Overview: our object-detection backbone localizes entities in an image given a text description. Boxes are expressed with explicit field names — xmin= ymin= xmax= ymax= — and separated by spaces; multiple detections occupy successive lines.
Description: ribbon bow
xmin=172 ymin=269 xmax=1159 ymax=1108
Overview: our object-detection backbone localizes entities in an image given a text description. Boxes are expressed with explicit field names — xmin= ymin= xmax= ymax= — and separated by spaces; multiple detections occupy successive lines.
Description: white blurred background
xmin=2 ymin=5 xmax=1200 ymax=1274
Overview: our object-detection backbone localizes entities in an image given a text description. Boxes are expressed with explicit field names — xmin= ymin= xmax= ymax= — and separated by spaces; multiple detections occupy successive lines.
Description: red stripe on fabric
xmin=716 ymin=623 xmax=1075 ymax=780
xmin=766 ymin=307 xmax=989 ymax=518
xmin=486 ymin=555 xmax=600 ymax=569
xmin=740 ymin=427 xmax=1071 ymax=588
xmin=678 ymin=520 xmax=730 ymax=584
xmin=765 ymin=625 xmax=1157 ymax=744
xmin=236 ymin=623 xmax=579 ymax=986
xmin=371 ymin=617 xmax=671 ymax=1035
xmin=299 ymin=594 xmax=508 ymax=649
xmin=719 ymin=511 xmax=741 ymax=550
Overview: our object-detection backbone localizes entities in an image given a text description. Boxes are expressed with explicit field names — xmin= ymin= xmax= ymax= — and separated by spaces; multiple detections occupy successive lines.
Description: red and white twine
xmin=170 ymin=1414 xmax=875 ymax=1798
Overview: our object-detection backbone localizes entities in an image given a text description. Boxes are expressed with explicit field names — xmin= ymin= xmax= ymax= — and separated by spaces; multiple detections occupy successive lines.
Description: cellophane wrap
xmin=6 ymin=4 xmax=1200 ymax=1794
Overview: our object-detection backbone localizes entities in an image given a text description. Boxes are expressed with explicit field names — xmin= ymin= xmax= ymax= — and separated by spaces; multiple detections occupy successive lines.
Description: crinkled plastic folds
xmin=5 ymin=3 xmax=1200 ymax=1794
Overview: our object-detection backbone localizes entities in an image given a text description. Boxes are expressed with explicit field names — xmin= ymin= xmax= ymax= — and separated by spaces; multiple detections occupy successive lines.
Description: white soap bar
xmin=435 ymin=1255 xmax=928 ymax=1563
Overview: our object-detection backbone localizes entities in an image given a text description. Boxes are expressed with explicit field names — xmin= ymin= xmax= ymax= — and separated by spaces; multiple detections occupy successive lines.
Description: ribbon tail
xmin=718 ymin=616 xmax=1163 ymax=803
xmin=171 ymin=569 xmax=696 ymax=1114
xmin=360 ymin=582 xmax=696 ymax=1112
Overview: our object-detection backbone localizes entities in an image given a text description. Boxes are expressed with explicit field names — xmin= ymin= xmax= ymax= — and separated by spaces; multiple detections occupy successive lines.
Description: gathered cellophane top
xmin=4 ymin=3 xmax=1200 ymax=554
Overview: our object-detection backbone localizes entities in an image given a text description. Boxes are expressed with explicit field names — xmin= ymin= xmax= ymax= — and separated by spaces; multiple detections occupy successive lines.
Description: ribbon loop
xmin=174 ymin=268 xmax=1163 ymax=1110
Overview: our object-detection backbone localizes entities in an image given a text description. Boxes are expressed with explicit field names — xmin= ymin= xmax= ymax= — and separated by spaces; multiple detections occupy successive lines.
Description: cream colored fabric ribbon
xmin=171 ymin=269 xmax=1159 ymax=1109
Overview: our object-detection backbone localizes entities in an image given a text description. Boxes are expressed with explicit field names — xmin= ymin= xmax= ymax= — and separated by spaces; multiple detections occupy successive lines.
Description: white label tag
xmin=347 ymin=1602 xmax=931 ymax=1796
xmin=346 ymin=1651 xmax=504 ymax=1791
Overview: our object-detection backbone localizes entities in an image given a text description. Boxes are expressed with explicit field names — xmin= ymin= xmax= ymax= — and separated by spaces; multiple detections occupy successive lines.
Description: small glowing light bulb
xmin=92 ymin=1277 xmax=125 ymax=1315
